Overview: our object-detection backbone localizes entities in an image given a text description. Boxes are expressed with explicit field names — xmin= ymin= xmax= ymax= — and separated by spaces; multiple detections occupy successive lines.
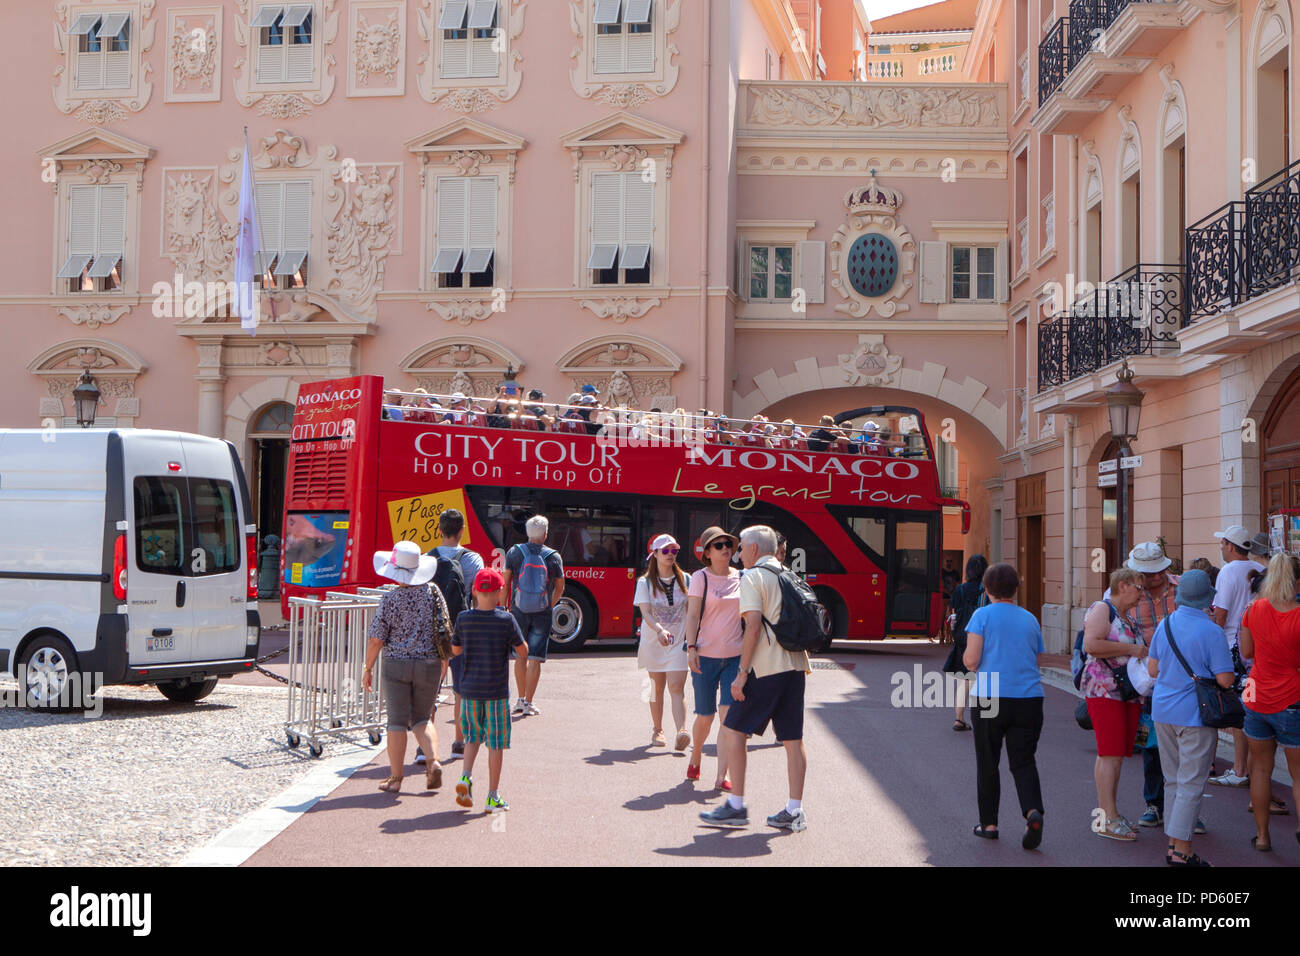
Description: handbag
xmin=1126 ymin=655 xmax=1156 ymax=697
xmin=1097 ymin=601 xmax=1141 ymax=701
xmin=1161 ymin=618 xmax=1246 ymax=729
xmin=1074 ymin=698 xmax=1093 ymax=730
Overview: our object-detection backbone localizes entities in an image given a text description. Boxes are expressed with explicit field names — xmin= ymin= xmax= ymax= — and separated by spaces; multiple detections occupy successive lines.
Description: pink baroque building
xmin=5 ymin=0 xmax=1017 ymax=578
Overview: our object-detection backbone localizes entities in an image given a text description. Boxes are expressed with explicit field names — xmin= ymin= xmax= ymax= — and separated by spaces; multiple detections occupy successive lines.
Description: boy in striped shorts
xmin=452 ymin=568 xmax=528 ymax=813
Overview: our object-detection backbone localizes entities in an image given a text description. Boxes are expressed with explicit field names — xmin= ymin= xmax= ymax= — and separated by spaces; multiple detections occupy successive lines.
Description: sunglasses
xmin=659 ymin=547 xmax=680 ymax=555
xmin=708 ymin=541 xmax=734 ymax=550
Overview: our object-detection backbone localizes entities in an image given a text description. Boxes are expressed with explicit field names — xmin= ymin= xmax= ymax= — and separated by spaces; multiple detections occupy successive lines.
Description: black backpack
xmin=1071 ymin=601 xmax=1117 ymax=691
xmin=757 ymin=565 xmax=828 ymax=653
xmin=429 ymin=551 xmax=467 ymax=623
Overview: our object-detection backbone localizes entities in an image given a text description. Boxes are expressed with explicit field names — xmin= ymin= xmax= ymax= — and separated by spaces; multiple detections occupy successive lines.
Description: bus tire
xmin=16 ymin=632 xmax=82 ymax=712
xmin=813 ymin=588 xmax=848 ymax=653
xmin=157 ymin=677 xmax=219 ymax=703
xmin=548 ymin=587 xmax=597 ymax=653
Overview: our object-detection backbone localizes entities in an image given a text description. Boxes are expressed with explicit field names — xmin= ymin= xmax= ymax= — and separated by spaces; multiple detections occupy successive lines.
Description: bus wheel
xmin=157 ymin=678 xmax=219 ymax=703
xmin=549 ymin=588 xmax=597 ymax=653
xmin=813 ymin=588 xmax=847 ymax=654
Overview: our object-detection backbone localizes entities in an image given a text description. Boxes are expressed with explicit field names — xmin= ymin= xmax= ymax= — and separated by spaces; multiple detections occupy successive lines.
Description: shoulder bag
xmin=1098 ymin=600 xmax=1141 ymax=702
xmin=1160 ymin=617 xmax=1246 ymax=729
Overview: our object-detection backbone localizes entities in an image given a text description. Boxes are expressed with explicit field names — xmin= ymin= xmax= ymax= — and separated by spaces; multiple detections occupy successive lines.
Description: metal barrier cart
xmin=285 ymin=589 xmax=390 ymax=757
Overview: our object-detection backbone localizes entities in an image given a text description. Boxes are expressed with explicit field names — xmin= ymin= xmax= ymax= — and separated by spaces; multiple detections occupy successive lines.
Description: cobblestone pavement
xmin=0 ymin=679 xmax=345 ymax=867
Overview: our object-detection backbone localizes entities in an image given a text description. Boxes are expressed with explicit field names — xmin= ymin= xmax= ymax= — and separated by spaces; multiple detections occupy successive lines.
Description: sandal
xmin=1096 ymin=816 xmax=1137 ymax=842
xmin=1246 ymin=799 xmax=1289 ymax=814
xmin=426 ymin=763 xmax=443 ymax=791
xmin=952 ymin=719 xmax=970 ymax=732
xmin=972 ymin=824 xmax=998 ymax=839
xmin=1022 ymin=810 xmax=1043 ymax=850
xmin=1168 ymin=849 xmax=1212 ymax=867
xmin=1251 ymin=836 xmax=1272 ymax=852
xmin=378 ymin=775 xmax=402 ymax=793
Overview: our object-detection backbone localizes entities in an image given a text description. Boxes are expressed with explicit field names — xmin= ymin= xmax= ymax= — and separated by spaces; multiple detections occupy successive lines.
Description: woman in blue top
xmin=963 ymin=562 xmax=1046 ymax=849
xmin=1146 ymin=569 xmax=1236 ymax=867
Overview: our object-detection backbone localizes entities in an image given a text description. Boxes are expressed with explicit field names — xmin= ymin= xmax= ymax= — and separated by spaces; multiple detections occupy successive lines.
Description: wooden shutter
xmin=286 ymin=26 xmax=314 ymax=83
xmin=68 ymin=186 xmax=99 ymax=256
xmin=76 ymin=49 xmax=105 ymax=90
xmin=995 ymin=238 xmax=1010 ymax=303
xmin=625 ymin=31 xmax=654 ymax=73
xmin=441 ymin=35 xmax=469 ymax=77
xmin=255 ymin=182 xmax=284 ymax=257
xmin=282 ymin=181 xmax=312 ymax=254
xmin=97 ymin=186 xmax=127 ymax=255
xmin=257 ymin=37 xmax=286 ymax=83
xmin=470 ymin=35 xmax=498 ymax=76
xmin=437 ymin=177 xmax=469 ymax=253
xmin=918 ymin=240 xmax=949 ymax=303
xmin=104 ymin=50 xmax=131 ymax=88
xmin=467 ymin=176 xmax=498 ymax=253
xmin=594 ymin=30 xmax=623 ymax=73
xmin=796 ymin=240 xmax=825 ymax=304
xmin=622 ymin=173 xmax=653 ymax=244
xmin=591 ymin=173 xmax=623 ymax=246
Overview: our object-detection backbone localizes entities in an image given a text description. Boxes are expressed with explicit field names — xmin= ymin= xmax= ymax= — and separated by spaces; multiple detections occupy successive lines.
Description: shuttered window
xmin=588 ymin=172 xmax=653 ymax=284
xmin=950 ymin=245 xmax=996 ymax=301
xmin=441 ymin=0 xmax=499 ymax=78
xmin=72 ymin=12 xmax=131 ymax=90
xmin=59 ymin=184 xmax=127 ymax=292
xmin=254 ymin=5 xmax=314 ymax=84
xmin=593 ymin=0 xmax=654 ymax=75
xmin=433 ymin=176 xmax=498 ymax=288
xmin=254 ymin=180 xmax=312 ymax=288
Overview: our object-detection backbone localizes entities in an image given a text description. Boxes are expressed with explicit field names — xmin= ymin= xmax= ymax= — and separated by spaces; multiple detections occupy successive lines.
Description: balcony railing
xmin=1038 ymin=17 xmax=1070 ymax=105
xmin=1037 ymin=263 xmax=1185 ymax=389
xmin=1185 ymin=201 xmax=1245 ymax=321
xmin=1246 ymin=157 xmax=1300 ymax=297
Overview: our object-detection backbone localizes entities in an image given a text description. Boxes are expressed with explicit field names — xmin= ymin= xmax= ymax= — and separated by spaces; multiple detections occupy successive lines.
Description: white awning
xmin=593 ymin=0 xmax=622 ymax=26
xmin=586 ymin=243 xmax=618 ymax=270
xmin=98 ymin=12 xmax=130 ymax=38
xmin=250 ymin=5 xmax=285 ymax=29
xmin=464 ymin=248 xmax=494 ymax=274
xmin=68 ymin=14 xmax=100 ymax=35
xmin=254 ymin=251 xmax=276 ymax=274
xmin=281 ymin=4 xmax=312 ymax=27
xmin=621 ymin=243 xmax=650 ymax=270
xmin=624 ymin=0 xmax=652 ymax=25
xmin=87 ymin=254 xmax=122 ymax=278
xmin=467 ymin=0 xmax=498 ymax=30
xmin=439 ymin=0 xmax=469 ymax=30
xmin=274 ymin=250 xmax=307 ymax=275
xmin=431 ymin=247 xmax=462 ymax=273
xmin=57 ymin=254 xmax=93 ymax=279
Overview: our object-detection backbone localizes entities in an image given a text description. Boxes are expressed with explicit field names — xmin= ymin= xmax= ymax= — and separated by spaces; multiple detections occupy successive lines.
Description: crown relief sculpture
xmin=830 ymin=171 xmax=915 ymax=318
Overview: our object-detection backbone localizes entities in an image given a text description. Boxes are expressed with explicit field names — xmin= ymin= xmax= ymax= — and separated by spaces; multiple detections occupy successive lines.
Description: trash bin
xmin=258 ymin=534 xmax=282 ymax=599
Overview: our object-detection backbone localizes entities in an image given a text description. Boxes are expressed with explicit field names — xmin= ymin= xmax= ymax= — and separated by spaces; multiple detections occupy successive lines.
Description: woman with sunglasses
xmin=682 ymin=526 xmax=744 ymax=790
xmin=635 ymin=534 xmax=692 ymax=749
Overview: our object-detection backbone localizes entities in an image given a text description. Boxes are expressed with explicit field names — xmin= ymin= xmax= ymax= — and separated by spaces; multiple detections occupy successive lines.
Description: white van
xmin=0 ymin=429 xmax=260 ymax=708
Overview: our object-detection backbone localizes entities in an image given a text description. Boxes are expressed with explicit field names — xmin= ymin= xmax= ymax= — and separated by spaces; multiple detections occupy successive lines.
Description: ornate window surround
xmin=53 ymin=1 xmax=157 ymax=124
xmin=28 ymin=339 xmax=147 ymax=427
xmin=555 ymin=333 xmax=684 ymax=411
xmin=416 ymin=0 xmax=525 ymax=111
xmin=568 ymin=0 xmax=681 ymax=108
xmin=41 ymin=127 xmax=153 ymax=302
xmin=561 ymin=111 xmax=683 ymax=293
xmin=399 ymin=335 xmax=526 ymax=396
xmin=735 ymin=220 xmax=816 ymax=319
xmin=233 ymin=0 xmax=339 ymax=117
xmin=407 ymin=118 xmax=526 ymax=311
xmin=929 ymin=220 xmax=1010 ymax=319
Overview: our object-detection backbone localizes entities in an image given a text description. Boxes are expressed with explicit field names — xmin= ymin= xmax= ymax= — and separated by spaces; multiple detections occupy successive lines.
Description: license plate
xmin=146 ymin=636 xmax=174 ymax=652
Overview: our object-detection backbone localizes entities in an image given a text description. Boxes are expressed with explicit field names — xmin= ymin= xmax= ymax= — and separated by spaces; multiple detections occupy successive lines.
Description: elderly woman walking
xmin=1146 ymin=569 xmax=1236 ymax=865
xmin=362 ymin=541 xmax=453 ymax=793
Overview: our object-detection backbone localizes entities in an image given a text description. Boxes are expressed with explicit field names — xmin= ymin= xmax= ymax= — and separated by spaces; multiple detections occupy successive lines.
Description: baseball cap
xmin=581 ymin=384 xmax=599 ymax=394
xmin=580 ymin=395 xmax=597 ymax=406
xmin=1249 ymin=531 xmax=1271 ymax=557
xmin=1213 ymin=525 xmax=1252 ymax=550
xmin=473 ymin=568 xmax=505 ymax=593
xmin=528 ymin=388 xmax=544 ymax=400
xmin=649 ymin=533 xmax=679 ymax=553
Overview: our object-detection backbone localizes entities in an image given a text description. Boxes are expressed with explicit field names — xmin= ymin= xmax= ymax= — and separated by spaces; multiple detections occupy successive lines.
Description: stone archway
xmin=225 ymin=377 xmax=305 ymax=474
xmin=27 ymin=339 xmax=148 ymax=427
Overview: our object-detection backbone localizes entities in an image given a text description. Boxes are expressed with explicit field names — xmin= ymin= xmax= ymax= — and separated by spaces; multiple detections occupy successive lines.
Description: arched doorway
xmin=250 ymin=403 xmax=293 ymax=564
xmin=1260 ymin=364 xmax=1300 ymax=527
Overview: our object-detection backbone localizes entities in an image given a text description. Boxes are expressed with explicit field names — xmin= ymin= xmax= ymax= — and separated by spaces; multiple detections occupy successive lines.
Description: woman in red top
xmin=1238 ymin=553 xmax=1300 ymax=850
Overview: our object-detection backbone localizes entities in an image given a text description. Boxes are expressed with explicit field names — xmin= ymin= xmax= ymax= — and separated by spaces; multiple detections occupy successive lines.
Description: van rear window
xmin=133 ymin=476 xmax=240 ymax=577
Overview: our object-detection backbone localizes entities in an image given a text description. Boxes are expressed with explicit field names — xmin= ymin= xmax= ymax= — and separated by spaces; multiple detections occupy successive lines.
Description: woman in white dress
xmin=636 ymin=533 xmax=691 ymax=749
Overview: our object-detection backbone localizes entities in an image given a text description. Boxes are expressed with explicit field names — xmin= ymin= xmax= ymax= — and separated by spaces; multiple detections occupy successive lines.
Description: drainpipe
xmin=697 ymin=0 xmax=712 ymax=409
xmin=1063 ymin=413 xmax=1076 ymax=631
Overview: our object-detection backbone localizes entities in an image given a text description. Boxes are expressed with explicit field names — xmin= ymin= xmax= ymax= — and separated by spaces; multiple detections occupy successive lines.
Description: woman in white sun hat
xmin=635 ymin=533 xmax=692 ymax=750
xmin=362 ymin=541 xmax=453 ymax=793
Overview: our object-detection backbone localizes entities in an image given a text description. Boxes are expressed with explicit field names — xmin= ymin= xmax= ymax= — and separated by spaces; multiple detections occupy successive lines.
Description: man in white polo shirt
xmin=699 ymin=524 xmax=811 ymax=832
xmin=1208 ymin=524 xmax=1267 ymax=787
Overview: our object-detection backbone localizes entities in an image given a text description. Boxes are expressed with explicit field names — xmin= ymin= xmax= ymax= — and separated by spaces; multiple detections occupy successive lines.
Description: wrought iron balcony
xmin=1037 ymin=1 xmax=1174 ymax=106
xmin=1185 ymin=201 xmax=1245 ymax=321
xmin=1037 ymin=263 xmax=1185 ymax=389
xmin=1038 ymin=17 xmax=1071 ymax=105
xmin=1246 ymin=157 xmax=1300 ymax=298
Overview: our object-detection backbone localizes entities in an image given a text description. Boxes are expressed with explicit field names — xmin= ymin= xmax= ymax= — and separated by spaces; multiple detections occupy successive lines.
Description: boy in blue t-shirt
xmin=451 ymin=568 xmax=528 ymax=813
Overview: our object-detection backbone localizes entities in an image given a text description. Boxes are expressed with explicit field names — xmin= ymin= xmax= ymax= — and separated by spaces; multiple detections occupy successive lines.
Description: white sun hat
xmin=373 ymin=540 xmax=437 ymax=586
xmin=1126 ymin=541 xmax=1171 ymax=574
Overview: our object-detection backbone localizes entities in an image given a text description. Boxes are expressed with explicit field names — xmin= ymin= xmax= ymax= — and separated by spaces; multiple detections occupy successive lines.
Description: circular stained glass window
xmin=847 ymin=233 xmax=899 ymax=298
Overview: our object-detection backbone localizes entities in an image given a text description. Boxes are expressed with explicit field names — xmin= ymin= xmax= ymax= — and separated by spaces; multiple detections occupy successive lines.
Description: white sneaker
xmin=512 ymin=698 xmax=526 ymax=715
xmin=1208 ymin=770 xmax=1249 ymax=787
xmin=523 ymin=701 xmax=540 ymax=716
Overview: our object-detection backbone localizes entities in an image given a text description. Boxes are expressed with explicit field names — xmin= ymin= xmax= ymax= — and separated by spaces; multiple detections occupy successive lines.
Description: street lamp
xmin=1106 ymin=360 xmax=1144 ymax=565
xmin=72 ymin=370 xmax=101 ymax=428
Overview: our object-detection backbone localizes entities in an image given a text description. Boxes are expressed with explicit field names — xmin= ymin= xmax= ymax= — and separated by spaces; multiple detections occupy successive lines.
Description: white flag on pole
xmin=233 ymin=129 xmax=261 ymax=335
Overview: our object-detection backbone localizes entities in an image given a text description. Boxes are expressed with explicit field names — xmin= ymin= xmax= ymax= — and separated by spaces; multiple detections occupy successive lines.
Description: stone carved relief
xmin=57 ymin=303 xmax=131 ymax=329
xmin=53 ymin=0 xmax=158 ymax=121
xmin=829 ymin=173 xmax=916 ymax=318
xmin=326 ymin=164 xmax=398 ymax=318
xmin=746 ymin=84 xmax=1001 ymax=131
xmin=837 ymin=337 xmax=903 ymax=387
xmin=416 ymin=0 xmax=526 ymax=111
xmin=163 ymin=171 xmax=237 ymax=286
xmin=354 ymin=10 xmax=401 ymax=85
xmin=403 ymin=339 xmax=524 ymax=397
xmin=567 ymin=0 xmax=681 ymax=106
xmin=559 ymin=334 xmax=682 ymax=410
xmin=30 ymin=341 xmax=145 ymax=424
xmin=427 ymin=299 xmax=495 ymax=325
xmin=578 ymin=298 xmax=661 ymax=323
xmin=167 ymin=10 xmax=219 ymax=101
xmin=590 ymin=342 xmax=652 ymax=367
xmin=258 ymin=341 xmax=306 ymax=366
xmin=233 ymin=0 xmax=339 ymax=116
xmin=446 ymin=150 xmax=491 ymax=176
xmin=82 ymin=160 xmax=123 ymax=183
xmin=739 ymin=151 xmax=1006 ymax=177
xmin=601 ymin=144 xmax=648 ymax=172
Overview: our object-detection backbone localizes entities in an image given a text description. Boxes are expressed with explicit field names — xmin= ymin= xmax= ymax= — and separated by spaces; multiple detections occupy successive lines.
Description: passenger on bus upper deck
xmin=382 ymin=387 xmax=405 ymax=421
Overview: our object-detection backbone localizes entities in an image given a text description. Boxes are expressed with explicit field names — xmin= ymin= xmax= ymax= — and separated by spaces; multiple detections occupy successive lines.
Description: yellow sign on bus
xmin=386 ymin=489 xmax=472 ymax=553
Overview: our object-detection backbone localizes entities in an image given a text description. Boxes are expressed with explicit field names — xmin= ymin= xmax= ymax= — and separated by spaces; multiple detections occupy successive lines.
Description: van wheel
xmin=17 ymin=634 xmax=81 ymax=712
xmin=548 ymin=588 xmax=597 ymax=653
xmin=157 ymin=678 xmax=219 ymax=703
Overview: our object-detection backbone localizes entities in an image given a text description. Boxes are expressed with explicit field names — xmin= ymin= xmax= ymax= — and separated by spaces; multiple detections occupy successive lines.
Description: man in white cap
xmin=1208 ymin=524 xmax=1268 ymax=788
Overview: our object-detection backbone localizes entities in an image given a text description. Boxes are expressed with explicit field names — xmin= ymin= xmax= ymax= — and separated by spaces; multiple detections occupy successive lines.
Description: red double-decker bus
xmin=280 ymin=375 xmax=969 ymax=649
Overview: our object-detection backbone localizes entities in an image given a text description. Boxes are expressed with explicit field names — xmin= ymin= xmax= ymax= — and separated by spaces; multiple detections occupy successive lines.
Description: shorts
xmin=1087 ymin=696 xmax=1141 ymax=757
xmin=1243 ymin=703 xmax=1300 ymax=748
xmin=692 ymin=655 xmax=741 ymax=716
xmin=381 ymin=657 xmax=440 ymax=732
xmin=723 ymin=669 xmax=806 ymax=741
xmin=511 ymin=608 xmax=552 ymax=663
xmin=459 ymin=697 xmax=512 ymax=750
xmin=448 ymin=653 xmax=465 ymax=696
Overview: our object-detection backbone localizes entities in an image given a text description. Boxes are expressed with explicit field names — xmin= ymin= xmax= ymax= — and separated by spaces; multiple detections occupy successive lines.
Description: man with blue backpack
xmin=503 ymin=515 xmax=565 ymax=717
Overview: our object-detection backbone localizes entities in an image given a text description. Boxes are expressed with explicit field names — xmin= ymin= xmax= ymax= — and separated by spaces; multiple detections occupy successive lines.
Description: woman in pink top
xmin=682 ymin=526 xmax=744 ymax=790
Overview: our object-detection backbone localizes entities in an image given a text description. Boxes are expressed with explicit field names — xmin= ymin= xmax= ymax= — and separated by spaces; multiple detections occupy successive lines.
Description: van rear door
xmin=179 ymin=436 xmax=248 ymax=662
xmin=124 ymin=438 xmax=196 ymax=665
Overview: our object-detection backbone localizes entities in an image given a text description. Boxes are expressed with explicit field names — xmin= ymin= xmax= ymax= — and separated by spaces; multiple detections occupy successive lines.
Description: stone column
xmin=195 ymin=338 xmax=225 ymax=438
